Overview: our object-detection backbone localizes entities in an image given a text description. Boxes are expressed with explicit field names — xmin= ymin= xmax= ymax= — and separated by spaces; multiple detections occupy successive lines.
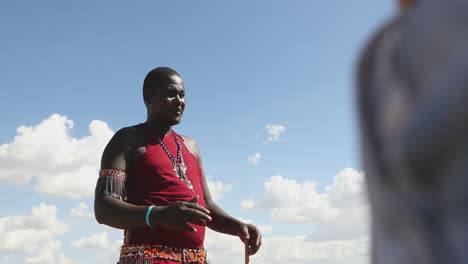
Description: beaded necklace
xmin=159 ymin=133 xmax=196 ymax=196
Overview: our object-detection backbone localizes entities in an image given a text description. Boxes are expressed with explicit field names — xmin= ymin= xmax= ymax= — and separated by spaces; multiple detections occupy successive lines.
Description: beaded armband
xmin=95 ymin=169 xmax=127 ymax=200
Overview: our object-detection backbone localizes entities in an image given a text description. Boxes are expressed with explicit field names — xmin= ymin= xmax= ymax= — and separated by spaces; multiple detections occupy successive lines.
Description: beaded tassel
xmin=95 ymin=169 xmax=127 ymax=200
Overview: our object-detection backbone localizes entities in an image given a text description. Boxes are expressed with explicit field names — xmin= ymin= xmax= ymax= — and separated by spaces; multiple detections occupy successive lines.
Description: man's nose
xmin=174 ymin=95 xmax=183 ymax=105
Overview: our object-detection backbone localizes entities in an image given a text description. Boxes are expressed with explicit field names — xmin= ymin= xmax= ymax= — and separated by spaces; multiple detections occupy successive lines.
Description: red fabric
xmin=125 ymin=124 xmax=206 ymax=251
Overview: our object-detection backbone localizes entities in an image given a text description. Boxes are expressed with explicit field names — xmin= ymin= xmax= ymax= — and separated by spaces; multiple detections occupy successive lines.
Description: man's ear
xmin=143 ymin=90 xmax=151 ymax=106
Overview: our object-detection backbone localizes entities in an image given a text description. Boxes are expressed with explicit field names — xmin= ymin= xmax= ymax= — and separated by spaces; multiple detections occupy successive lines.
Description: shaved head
xmin=143 ymin=67 xmax=182 ymax=105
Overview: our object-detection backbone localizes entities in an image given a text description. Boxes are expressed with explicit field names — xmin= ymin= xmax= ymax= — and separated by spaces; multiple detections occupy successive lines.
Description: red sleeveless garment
xmin=125 ymin=124 xmax=206 ymax=250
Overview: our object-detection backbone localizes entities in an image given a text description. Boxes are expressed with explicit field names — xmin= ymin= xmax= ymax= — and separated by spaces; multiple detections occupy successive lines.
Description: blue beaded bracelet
xmin=146 ymin=205 xmax=155 ymax=227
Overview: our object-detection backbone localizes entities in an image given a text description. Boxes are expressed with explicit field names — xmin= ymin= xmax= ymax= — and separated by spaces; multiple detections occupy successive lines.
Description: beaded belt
xmin=119 ymin=244 xmax=207 ymax=264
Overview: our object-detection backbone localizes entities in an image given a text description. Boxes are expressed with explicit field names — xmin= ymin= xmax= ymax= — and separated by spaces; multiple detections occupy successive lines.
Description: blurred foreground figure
xmin=358 ymin=0 xmax=468 ymax=263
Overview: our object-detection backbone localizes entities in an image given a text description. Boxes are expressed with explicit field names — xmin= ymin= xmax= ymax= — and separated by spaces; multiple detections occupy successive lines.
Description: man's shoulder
xmin=102 ymin=124 xmax=145 ymax=163
xmin=178 ymin=134 xmax=201 ymax=158
xmin=179 ymin=134 xmax=195 ymax=144
xmin=111 ymin=124 xmax=145 ymax=145
xmin=117 ymin=124 xmax=143 ymax=135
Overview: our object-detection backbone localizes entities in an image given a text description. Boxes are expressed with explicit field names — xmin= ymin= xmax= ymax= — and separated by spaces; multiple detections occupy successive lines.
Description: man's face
xmin=147 ymin=74 xmax=186 ymax=126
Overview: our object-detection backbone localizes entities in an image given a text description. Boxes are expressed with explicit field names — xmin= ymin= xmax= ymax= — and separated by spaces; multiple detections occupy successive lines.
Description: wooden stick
xmin=245 ymin=241 xmax=249 ymax=264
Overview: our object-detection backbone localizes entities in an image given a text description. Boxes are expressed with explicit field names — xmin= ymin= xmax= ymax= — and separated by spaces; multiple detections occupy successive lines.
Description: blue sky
xmin=0 ymin=1 xmax=395 ymax=263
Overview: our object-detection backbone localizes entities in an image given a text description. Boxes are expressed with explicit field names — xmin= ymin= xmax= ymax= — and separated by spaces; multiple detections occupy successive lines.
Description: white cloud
xmin=57 ymin=253 xmax=77 ymax=264
xmin=327 ymin=168 xmax=366 ymax=208
xmin=69 ymin=203 xmax=94 ymax=218
xmin=204 ymin=229 xmax=243 ymax=262
xmin=70 ymin=231 xmax=121 ymax=263
xmin=241 ymin=168 xmax=370 ymax=241
xmin=207 ymin=180 xmax=232 ymax=201
xmin=72 ymin=232 xmax=110 ymax=250
xmin=308 ymin=205 xmax=369 ymax=242
xmin=205 ymin=218 xmax=367 ymax=264
xmin=248 ymin=153 xmax=261 ymax=165
xmin=102 ymin=239 xmax=123 ymax=262
xmin=25 ymin=240 xmax=61 ymax=263
xmin=257 ymin=235 xmax=369 ymax=264
xmin=0 ymin=204 xmax=68 ymax=263
xmin=96 ymin=239 xmax=122 ymax=264
xmin=0 ymin=114 xmax=114 ymax=198
xmin=266 ymin=124 xmax=285 ymax=142
xmin=69 ymin=231 xmax=121 ymax=263
xmin=258 ymin=225 xmax=273 ymax=234
xmin=241 ymin=199 xmax=255 ymax=210
xmin=205 ymin=229 xmax=369 ymax=264
xmin=241 ymin=175 xmax=340 ymax=223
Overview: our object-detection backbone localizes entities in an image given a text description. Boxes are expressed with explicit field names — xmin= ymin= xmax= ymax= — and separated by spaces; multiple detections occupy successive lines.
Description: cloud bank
xmin=235 ymin=168 xmax=370 ymax=263
xmin=205 ymin=230 xmax=368 ymax=264
xmin=0 ymin=114 xmax=114 ymax=198
xmin=0 ymin=204 xmax=68 ymax=263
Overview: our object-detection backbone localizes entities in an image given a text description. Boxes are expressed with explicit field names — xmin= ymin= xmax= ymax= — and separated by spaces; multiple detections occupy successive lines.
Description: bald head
xmin=143 ymin=67 xmax=183 ymax=105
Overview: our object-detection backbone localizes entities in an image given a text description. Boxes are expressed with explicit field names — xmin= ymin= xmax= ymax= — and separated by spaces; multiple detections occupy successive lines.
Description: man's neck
xmin=145 ymin=120 xmax=172 ymax=139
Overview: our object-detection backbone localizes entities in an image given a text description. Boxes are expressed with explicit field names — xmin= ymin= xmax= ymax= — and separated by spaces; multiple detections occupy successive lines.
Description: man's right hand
xmin=150 ymin=196 xmax=212 ymax=232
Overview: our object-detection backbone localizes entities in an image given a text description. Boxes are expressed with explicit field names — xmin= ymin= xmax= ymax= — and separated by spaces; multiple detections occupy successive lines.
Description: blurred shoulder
xmin=401 ymin=0 xmax=468 ymax=86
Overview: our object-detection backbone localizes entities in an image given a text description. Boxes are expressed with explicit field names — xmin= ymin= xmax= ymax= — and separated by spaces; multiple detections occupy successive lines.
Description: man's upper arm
xmin=95 ymin=128 xmax=135 ymax=201
xmin=101 ymin=128 xmax=135 ymax=171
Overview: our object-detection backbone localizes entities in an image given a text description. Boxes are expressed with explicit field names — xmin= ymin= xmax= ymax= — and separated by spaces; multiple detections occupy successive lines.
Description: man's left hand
xmin=238 ymin=223 xmax=262 ymax=255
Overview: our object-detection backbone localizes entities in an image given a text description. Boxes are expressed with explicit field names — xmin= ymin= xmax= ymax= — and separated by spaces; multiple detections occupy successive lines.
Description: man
xmin=94 ymin=67 xmax=261 ymax=264
xmin=358 ymin=0 xmax=468 ymax=263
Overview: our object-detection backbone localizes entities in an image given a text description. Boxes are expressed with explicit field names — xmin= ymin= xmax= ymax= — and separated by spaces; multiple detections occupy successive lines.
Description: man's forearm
xmin=94 ymin=195 xmax=149 ymax=229
xmin=206 ymin=202 xmax=242 ymax=236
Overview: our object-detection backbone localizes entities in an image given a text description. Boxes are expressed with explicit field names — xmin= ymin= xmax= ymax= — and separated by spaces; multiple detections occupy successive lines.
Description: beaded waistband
xmin=119 ymin=244 xmax=207 ymax=264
